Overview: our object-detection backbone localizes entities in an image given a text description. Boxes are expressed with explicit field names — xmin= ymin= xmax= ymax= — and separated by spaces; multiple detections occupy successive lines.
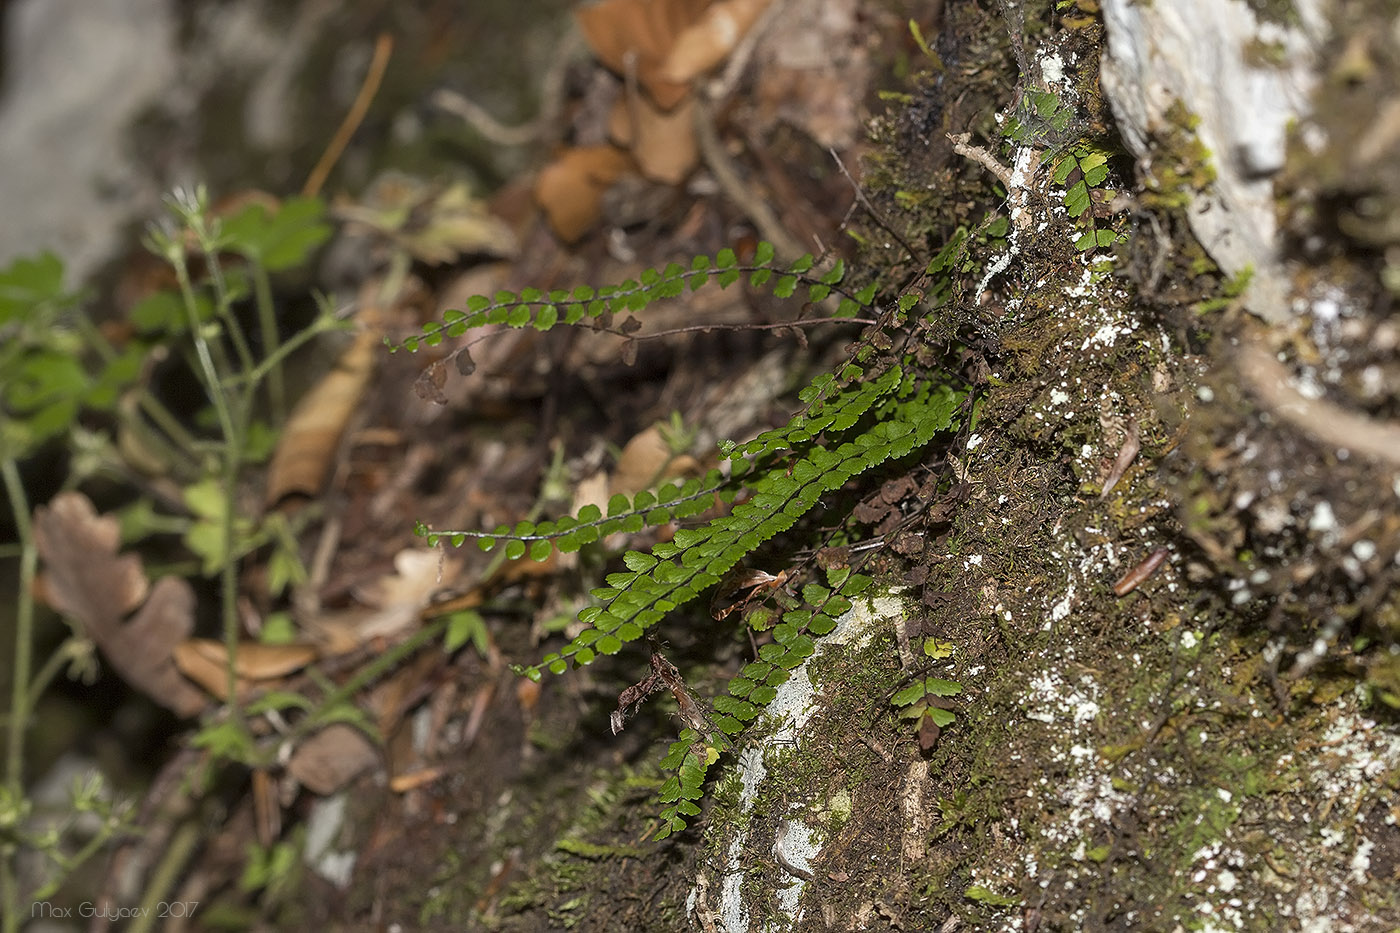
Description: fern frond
xmin=655 ymin=732 xmax=716 ymax=839
xmin=386 ymin=243 xmax=873 ymax=353
xmin=523 ymin=382 xmax=963 ymax=679
xmin=719 ymin=363 xmax=905 ymax=460
xmin=419 ymin=468 xmax=731 ymax=556
xmin=712 ymin=565 xmax=873 ymax=731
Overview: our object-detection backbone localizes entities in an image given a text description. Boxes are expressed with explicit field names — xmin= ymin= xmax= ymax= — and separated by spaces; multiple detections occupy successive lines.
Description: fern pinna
xmin=389 ymin=240 xmax=966 ymax=837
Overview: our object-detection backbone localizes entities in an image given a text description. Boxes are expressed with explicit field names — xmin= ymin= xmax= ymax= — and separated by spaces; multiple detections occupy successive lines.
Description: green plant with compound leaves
xmin=1050 ymin=141 xmax=1122 ymax=252
xmin=392 ymin=238 xmax=972 ymax=836
xmin=0 ymin=187 xmax=334 ymax=930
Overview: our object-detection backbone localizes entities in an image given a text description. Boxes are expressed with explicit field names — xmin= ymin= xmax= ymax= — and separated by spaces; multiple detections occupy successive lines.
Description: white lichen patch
xmin=698 ymin=594 xmax=909 ymax=933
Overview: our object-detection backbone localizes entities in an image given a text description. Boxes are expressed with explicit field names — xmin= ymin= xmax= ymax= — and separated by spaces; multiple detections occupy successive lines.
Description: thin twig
xmin=693 ymin=97 xmax=807 ymax=260
xmin=304 ymin=33 xmax=394 ymax=198
xmin=828 ymin=147 xmax=921 ymax=261
xmin=948 ymin=132 xmax=1013 ymax=188
xmin=1238 ymin=342 xmax=1400 ymax=465
xmin=432 ymin=28 xmax=581 ymax=147
xmin=432 ymin=90 xmax=544 ymax=147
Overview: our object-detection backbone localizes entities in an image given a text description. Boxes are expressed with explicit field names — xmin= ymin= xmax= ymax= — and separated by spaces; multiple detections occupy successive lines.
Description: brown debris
xmin=172 ymin=639 xmax=319 ymax=702
xmin=534 ymin=145 xmax=635 ymax=243
xmin=34 ymin=493 xmax=207 ymax=717
xmin=287 ymin=723 xmax=381 ymax=796
xmin=265 ymin=328 xmax=379 ymax=506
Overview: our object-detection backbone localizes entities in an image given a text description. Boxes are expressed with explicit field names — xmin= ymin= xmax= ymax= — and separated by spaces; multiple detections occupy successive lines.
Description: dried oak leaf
xmin=34 ymin=493 xmax=206 ymax=717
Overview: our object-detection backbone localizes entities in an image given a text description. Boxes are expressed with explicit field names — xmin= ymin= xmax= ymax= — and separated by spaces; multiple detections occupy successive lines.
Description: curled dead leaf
xmin=33 ymin=493 xmax=206 ymax=717
xmin=176 ymin=639 xmax=317 ymax=682
xmin=576 ymin=0 xmax=709 ymax=109
xmin=660 ymin=0 xmax=774 ymax=84
xmin=535 ymin=145 xmax=635 ymax=242
xmin=171 ymin=642 xmax=251 ymax=702
xmin=709 ymin=566 xmax=788 ymax=620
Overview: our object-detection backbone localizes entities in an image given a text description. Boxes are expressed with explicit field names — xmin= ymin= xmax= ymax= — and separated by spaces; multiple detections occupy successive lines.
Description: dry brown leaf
xmin=178 ymin=639 xmax=318 ymax=681
xmin=611 ymin=425 xmax=701 ymax=496
xmin=660 ymin=0 xmax=774 ymax=83
xmin=576 ymin=0 xmax=710 ymax=110
xmin=34 ymin=493 xmax=206 ymax=717
xmin=535 ymin=145 xmax=635 ymax=242
xmin=303 ymin=546 xmax=461 ymax=655
xmin=172 ymin=642 xmax=253 ymax=702
xmin=265 ymin=329 xmax=378 ymax=505
xmin=608 ymin=94 xmax=698 ymax=184
xmin=287 ymin=723 xmax=381 ymax=795
xmin=413 ymin=358 xmax=450 ymax=406
xmin=34 ymin=493 xmax=147 ymax=619
xmin=352 ymin=548 xmax=463 ymax=641
xmin=611 ymin=426 xmax=674 ymax=496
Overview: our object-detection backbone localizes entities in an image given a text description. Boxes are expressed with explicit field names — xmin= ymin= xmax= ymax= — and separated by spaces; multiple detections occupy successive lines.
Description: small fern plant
xmin=388 ymin=241 xmax=967 ymax=837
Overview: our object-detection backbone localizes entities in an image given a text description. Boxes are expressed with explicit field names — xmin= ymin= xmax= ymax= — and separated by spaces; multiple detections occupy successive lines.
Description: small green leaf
xmin=892 ymin=682 xmax=927 ymax=707
xmin=750 ymin=685 xmax=777 ymax=705
xmin=923 ymin=677 xmax=962 ymax=697
xmin=623 ymin=550 xmax=658 ymax=571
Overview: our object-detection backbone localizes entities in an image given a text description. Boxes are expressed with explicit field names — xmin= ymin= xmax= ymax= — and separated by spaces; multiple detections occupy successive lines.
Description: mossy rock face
xmin=692 ymin=595 xmax=934 ymax=932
